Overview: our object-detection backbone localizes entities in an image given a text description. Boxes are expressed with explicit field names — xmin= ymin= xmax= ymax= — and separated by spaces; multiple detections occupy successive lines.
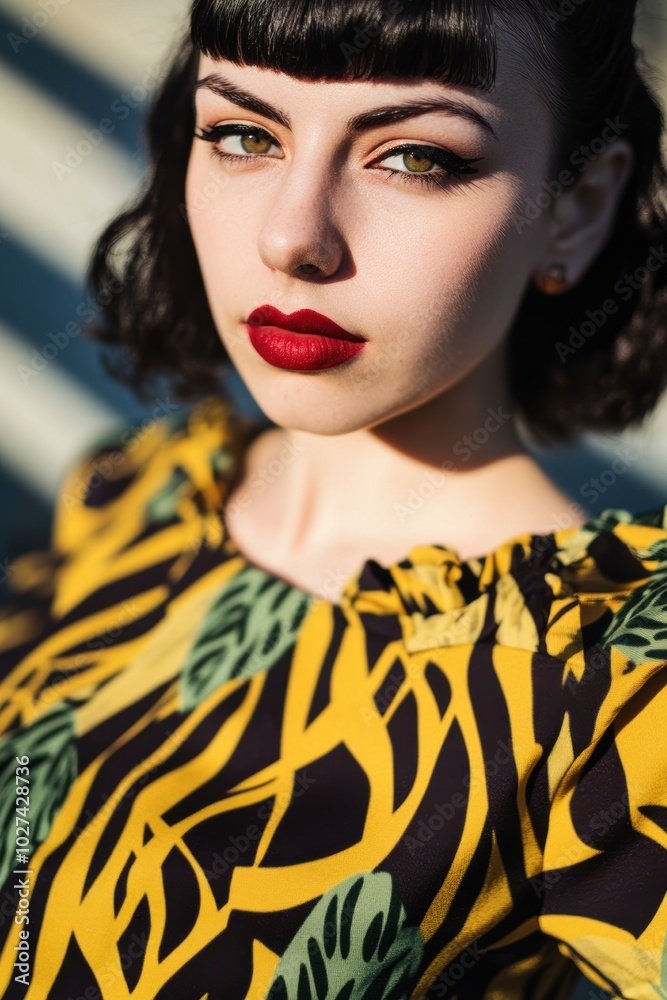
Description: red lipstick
xmin=245 ymin=305 xmax=366 ymax=371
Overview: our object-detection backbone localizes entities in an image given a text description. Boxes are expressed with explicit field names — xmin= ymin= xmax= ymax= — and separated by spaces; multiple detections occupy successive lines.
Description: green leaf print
xmin=0 ymin=701 xmax=77 ymax=890
xmin=266 ymin=871 xmax=424 ymax=1000
xmin=599 ymin=552 xmax=667 ymax=667
xmin=210 ymin=444 xmax=235 ymax=480
xmin=179 ymin=566 xmax=313 ymax=712
xmin=643 ymin=538 xmax=667 ymax=563
xmin=655 ymin=929 xmax=667 ymax=1000
xmin=144 ymin=467 xmax=191 ymax=523
xmin=553 ymin=508 xmax=651 ymax=570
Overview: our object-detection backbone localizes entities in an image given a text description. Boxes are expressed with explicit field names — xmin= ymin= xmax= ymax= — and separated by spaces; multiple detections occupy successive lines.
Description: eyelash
xmin=194 ymin=123 xmax=484 ymax=189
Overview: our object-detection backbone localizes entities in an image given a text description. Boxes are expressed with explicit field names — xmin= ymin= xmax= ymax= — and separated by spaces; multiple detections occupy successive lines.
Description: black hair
xmin=86 ymin=0 xmax=667 ymax=444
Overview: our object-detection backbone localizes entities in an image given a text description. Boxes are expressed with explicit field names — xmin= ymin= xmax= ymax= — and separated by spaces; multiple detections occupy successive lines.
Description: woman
xmin=0 ymin=1 xmax=666 ymax=997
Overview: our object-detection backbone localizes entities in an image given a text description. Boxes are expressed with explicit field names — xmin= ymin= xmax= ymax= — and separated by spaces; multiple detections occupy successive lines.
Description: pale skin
xmin=185 ymin=31 xmax=635 ymax=603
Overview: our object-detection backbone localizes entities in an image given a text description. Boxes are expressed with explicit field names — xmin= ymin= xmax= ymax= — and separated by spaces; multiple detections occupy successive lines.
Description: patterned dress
xmin=0 ymin=394 xmax=665 ymax=1000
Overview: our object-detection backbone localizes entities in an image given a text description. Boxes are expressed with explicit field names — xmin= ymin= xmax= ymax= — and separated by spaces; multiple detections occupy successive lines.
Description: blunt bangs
xmin=190 ymin=0 xmax=497 ymax=91
xmin=87 ymin=0 xmax=667 ymax=445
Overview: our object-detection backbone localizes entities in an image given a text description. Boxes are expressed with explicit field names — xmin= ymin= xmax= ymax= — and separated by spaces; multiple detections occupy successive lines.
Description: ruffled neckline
xmin=188 ymin=396 xmax=667 ymax=625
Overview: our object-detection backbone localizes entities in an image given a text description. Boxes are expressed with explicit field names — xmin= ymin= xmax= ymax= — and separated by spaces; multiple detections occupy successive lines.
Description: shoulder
xmin=536 ymin=506 xmax=667 ymax=753
xmin=0 ymin=394 xmax=251 ymax=715
xmin=51 ymin=394 xmax=244 ymax=556
xmin=534 ymin=511 xmax=667 ymax=997
xmin=545 ymin=505 xmax=667 ymax=668
xmin=401 ymin=504 xmax=667 ymax=735
xmin=401 ymin=505 xmax=667 ymax=658
xmin=1 ymin=394 xmax=247 ymax=625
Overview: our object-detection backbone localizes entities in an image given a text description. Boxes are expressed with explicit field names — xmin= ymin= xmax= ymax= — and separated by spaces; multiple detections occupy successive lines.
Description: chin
xmin=242 ymin=381 xmax=386 ymax=436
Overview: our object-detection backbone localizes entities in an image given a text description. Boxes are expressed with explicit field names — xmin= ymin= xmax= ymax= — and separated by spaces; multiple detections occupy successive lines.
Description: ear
xmin=536 ymin=138 xmax=636 ymax=291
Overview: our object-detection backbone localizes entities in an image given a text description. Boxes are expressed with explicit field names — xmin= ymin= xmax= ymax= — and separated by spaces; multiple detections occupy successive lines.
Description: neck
xmin=230 ymin=338 xmax=585 ymax=561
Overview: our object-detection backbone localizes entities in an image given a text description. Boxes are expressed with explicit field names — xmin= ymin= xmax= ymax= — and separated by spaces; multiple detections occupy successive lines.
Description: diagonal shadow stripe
xmin=0 ymin=461 xmax=51 ymax=582
xmin=0 ymin=7 xmax=143 ymax=155
xmin=0 ymin=231 xmax=150 ymax=417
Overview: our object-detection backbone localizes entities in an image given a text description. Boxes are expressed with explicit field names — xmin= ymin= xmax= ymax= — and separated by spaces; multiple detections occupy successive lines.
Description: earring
xmin=535 ymin=262 xmax=568 ymax=295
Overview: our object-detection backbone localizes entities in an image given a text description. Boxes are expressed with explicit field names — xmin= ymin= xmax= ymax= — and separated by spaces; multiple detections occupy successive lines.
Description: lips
xmin=244 ymin=304 xmax=366 ymax=371
xmin=246 ymin=305 xmax=365 ymax=342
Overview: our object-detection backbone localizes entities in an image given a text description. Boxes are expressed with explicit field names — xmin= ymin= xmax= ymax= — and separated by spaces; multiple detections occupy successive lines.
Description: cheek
xmin=441 ymin=183 xmax=528 ymax=279
xmin=185 ymin=156 xmax=260 ymax=349
xmin=379 ymin=184 xmax=537 ymax=375
xmin=389 ymin=189 xmax=525 ymax=329
xmin=185 ymin=154 xmax=236 ymax=260
xmin=185 ymin=157 xmax=212 ymax=257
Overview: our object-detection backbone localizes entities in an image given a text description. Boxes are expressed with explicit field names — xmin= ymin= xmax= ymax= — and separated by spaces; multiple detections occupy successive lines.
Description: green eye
xmin=238 ymin=133 xmax=275 ymax=155
xmin=195 ymin=124 xmax=281 ymax=159
xmin=194 ymin=125 xmax=484 ymax=192
xmin=377 ymin=143 xmax=484 ymax=184
xmin=402 ymin=149 xmax=437 ymax=173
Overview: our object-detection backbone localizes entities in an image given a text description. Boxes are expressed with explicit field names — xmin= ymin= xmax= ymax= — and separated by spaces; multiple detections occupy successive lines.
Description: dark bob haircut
xmin=86 ymin=0 xmax=667 ymax=445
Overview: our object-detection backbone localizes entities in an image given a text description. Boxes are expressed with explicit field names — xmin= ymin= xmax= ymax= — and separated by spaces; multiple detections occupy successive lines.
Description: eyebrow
xmin=193 ymin=73 xmax=499 ymax=141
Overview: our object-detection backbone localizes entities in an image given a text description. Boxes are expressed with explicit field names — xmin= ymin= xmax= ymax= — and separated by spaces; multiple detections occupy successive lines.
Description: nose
xmin=256 ymin=154 xmax=347 ymax=279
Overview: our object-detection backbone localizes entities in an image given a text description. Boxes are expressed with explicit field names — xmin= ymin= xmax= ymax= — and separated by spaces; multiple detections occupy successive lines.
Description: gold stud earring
xmin=535 ymin=262 xmax=569 ymax=295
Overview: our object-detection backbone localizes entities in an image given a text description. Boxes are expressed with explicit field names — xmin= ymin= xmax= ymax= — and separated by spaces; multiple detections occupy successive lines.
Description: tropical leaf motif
xmin=599 ymin=555 xmax=667 ymax=666
xmin=179 ymin=566 xmax=313 ymax=712
xmin=587 ymin=508 xmax=640 ymax=531
xmin=551 ymin=509 xmax=638 ymax=570
xmin=0 ymin=700 xmax=77 ymax=890
xmin=571 ymin=509 xmax=667 ymax=560
xmin=144 ymin=466 xmax=191 ymax=523
xmin=265 ymin=870 xmax=424 ymax=1000
xmin=642 ymin=537 xmax=667 ymax=563
xmin=210 ymin=444 xmax=235 ymax=480
xmin=654 ymin=928 xmax=667 ymax=1000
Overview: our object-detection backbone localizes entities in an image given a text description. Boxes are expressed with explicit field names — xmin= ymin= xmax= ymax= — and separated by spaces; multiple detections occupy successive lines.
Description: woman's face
xmin=185 ymin=33 xmax=555 ymax=435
